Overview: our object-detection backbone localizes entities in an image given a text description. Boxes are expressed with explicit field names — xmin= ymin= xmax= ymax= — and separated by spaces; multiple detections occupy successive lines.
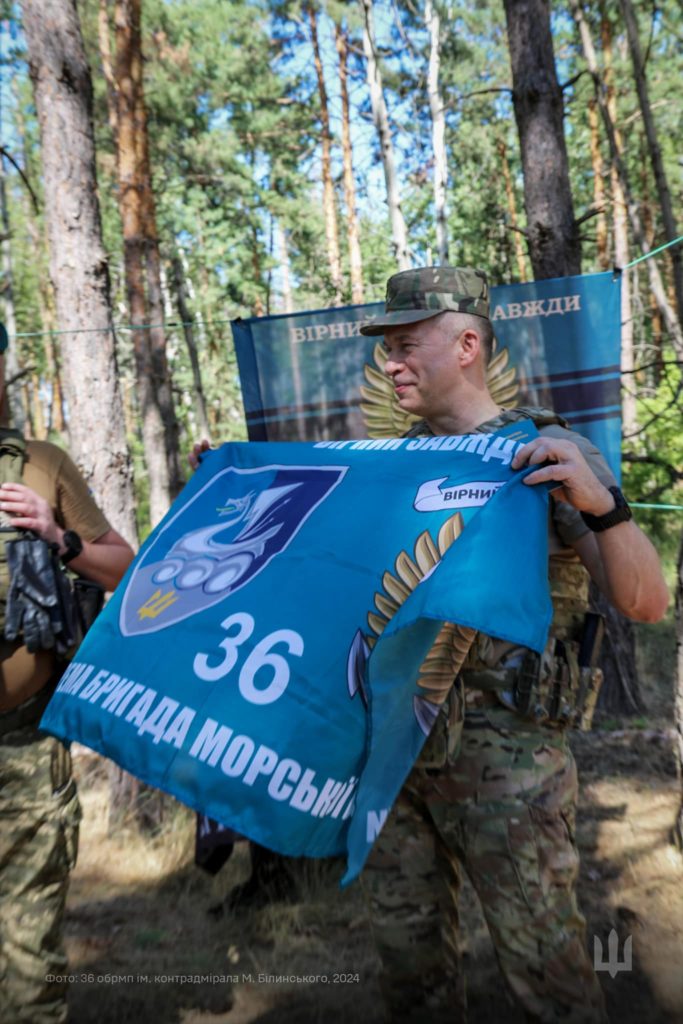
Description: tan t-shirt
xmin=0 ymin=440 xmax=110 ymax=711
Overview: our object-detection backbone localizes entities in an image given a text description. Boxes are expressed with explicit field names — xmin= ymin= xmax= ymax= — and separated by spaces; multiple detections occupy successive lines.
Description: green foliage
xmin=0 ymin=0 xmax=680 ymax=541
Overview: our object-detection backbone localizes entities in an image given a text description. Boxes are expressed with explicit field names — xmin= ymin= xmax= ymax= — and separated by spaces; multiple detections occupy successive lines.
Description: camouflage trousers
xmin=363 ymin=699 xmax=607 ymax=1023
xmin=0 ymin=726 xmax=81 ymax=1024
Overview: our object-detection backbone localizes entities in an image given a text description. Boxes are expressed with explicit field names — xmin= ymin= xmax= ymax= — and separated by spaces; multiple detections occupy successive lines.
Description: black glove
xmin=5 ymin=536 xmax=58 ymax=652
xmin=4 ymin=536 xmax=76 ymax=655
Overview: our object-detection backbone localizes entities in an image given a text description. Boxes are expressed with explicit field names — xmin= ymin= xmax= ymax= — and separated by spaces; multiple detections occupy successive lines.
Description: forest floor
xmin=63 ymin=617 xmax=683 ymax=1024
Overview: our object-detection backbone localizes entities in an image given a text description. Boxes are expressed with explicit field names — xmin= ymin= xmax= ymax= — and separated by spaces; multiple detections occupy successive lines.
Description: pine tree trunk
xmin=497 ymin=138 xmax=528 ymax=282
xmin=569 ymin=0 xmax=683 ymax=355
xmin=502 ymin=0 xmax=581 ymax=279
xmin=279 ymin=226 xmax=295 ymax=315
xmin=334 ymin=23 xmax=364 ymax=305
xmin=30 ymin=371 xmax=46 ymax=440
xmin=21 ymin=0 xmax=137 ymax=545
xmin=100 ymin=0 xmax=182 ymax=524
xmin=425 ymin=0 xmax=448 ymax=264
xmin=587 ymin=98 xmax=609 ymax=270
xmin=601 ymin=10 xmax=636 ymax=437
xmin=504 ymin=0 xmax=641 ymax=715
xmin=0 ymin=166 xmax=26 ymax=431
xmin=170 ymin=252 xmax=210 ymax=440
xmin=361 ymin=0 xmax=410 ymax=271
xmin=308 ymin=3 xmax=343 ymax=304
xmin=675 ymin=530 xmax=683 ymax=848
xmin=619 ymin=0 xmax=683 ymax=328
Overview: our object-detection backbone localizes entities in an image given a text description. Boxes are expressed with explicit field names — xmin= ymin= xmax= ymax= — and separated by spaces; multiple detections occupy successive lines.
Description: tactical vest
xmin=407 ymin=408 xmax=603 ymax=730
xmin=0 ymin=428 xmax=28 ymax=642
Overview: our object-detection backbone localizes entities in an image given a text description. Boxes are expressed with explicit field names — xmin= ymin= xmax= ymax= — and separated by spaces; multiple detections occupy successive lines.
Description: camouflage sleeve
xmin=537 ymin=424 xmax=618 ymax=548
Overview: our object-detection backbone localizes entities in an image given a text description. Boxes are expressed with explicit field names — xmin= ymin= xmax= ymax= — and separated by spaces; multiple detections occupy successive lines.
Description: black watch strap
xmin=61 ymin=529 xmax=83 ymax=564
xmin=580 ymin=486 xmax=633 ymax=533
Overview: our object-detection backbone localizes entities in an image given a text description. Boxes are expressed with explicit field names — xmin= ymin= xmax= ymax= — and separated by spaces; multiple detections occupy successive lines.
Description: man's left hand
xmin=511 ymin=437 xmax=614 ymax=515
xmin=0 ymin=482 xmax=63 ymax=547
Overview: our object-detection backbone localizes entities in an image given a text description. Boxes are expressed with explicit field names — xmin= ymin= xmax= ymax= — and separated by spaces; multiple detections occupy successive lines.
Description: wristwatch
xmin=580 ymin=486 xmax=633 ymax=532
xmin=61 ymin=529 xmax=83 ymax=564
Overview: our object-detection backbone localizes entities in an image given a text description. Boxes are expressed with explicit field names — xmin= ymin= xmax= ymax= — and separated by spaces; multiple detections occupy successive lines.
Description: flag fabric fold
xmin=41 ymin=421 xmax=552 ymax=882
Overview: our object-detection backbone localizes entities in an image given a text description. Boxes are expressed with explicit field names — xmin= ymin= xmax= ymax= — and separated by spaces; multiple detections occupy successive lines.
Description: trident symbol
xmin=593 ymin=929 xmax=632 ymax=978
xmin=137 ymin=588 xmax=178 ymax=620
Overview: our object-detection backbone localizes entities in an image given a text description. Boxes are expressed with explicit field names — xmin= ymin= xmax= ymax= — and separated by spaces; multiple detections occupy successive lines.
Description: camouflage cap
xmin=360 ymin=265 xmax=489 ymax=336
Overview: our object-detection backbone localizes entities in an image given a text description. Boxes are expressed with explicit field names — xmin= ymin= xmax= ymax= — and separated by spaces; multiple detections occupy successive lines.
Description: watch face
xmin=62 ymin=530 xmax=83 ymax=560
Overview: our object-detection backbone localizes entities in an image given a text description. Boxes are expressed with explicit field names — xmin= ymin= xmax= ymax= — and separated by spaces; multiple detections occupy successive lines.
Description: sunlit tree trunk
xmin=99 ymin=0 xmax=182 ymax=525
xmin=587 ymin=97 xmax=609 ymax=270
xmin=361 ymin=0 xmax=410 ymax=271
xmin=29 ymin=371 xmax=46 ymax=439
xmin=425 ymin=0 xmax=448 ymax=264
xmin=601 ymin=10 xmax=636 ymax=436
xmin=21 ymin=0 xmax=137 ymax=544
xmin=334 ymin=23 xmax=364 ymax=304
xmin=619 ymin=0 xmax=683 ymax=327
xmin=307 ymin=2 xmax=342 ymax=304
xmin=502 ymin=0 xmax=581 ymax=278
xmin=170 ymin=251 xmax=210 ymax=440
xmin=0 ymin=164 xmax=26 ymax=431
xmin=279 ymin=226 xmax=294 ymax=315
xmin=279 ymin=226 xmax=306 ymax=441
xmin=675 ymin=531 xmax=683 ymax=848
xmin=497 ymin=138 xmax=528 ymax=281
xmin=569 ymin=0 xmax=683 ymax=355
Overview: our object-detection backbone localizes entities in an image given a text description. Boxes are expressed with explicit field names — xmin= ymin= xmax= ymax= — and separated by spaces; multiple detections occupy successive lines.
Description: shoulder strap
xmin=479 ymin=406 xmax=571 ymax=432
xmin=0 ymin=428 xmax=26 ymax=488
xmin=403 ymin=406 xmax=570 ymax=439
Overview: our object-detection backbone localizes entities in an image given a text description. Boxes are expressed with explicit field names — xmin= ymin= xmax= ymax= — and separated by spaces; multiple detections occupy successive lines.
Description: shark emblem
xmin=120 ymin=464 xmax=347 ymax=636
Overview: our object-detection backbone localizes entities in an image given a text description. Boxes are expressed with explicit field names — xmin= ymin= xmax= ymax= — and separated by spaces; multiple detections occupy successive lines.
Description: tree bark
xmin=675 ymin=530 xmax=683 ymax=849
xmin=619 ymin=0 xmax=683 ymax=328
xmin=279 ymin=226 xmax=295 ymax=315
xmin=600 ymin=9 xmax=636 ymax=436
xmin=587 ymin=97 xmax=609 ymax=270
xmin=170 ymin=251 xmax=210 ymax=440
xmin=425 ymin=0 xmax=448 ymax=264
xmin=502 ymin=0 xmax=581 ymax=279
xmin=0 ymin=164 xmax=26 ymax=431
xmin=569 ymin=0 xmax=683 ymax=356
xmin=503 ymin=0 xmax=641 ymax=715
xmin=307 ymin=3 xmax=343 ymax=304
xmin=21 ymin=0 xmax=137 ymax=545
xmin=497 ymin=138 xmax=528 ymax=282
xmin=361 ymin=0 xmax=410 ymax=271
xmin=99 ymin=0 xmax=182 ymax=526
xmin=334 ymin=23 xmax=364 ymax=304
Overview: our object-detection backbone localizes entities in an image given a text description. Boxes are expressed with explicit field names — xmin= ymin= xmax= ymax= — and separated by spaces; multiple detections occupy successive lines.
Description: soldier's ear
xmin=457 ymin=328 xmax=481 ymax=367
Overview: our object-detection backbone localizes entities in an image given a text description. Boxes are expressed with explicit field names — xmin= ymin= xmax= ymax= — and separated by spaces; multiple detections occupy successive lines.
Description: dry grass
xmin=64 ymin=615 xmax=683 ymax=1023
xmin=65 ymin=757 xmax=382 ymax=1024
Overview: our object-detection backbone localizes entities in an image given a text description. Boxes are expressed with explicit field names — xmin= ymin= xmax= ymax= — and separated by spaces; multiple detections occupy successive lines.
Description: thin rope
xmin=12 ymin=318 xmax=236 ymax=340
xmin=631 ymin=502 xmax=683 ymax=511
xmin=625 ymin=235 xmax=683 ymax=269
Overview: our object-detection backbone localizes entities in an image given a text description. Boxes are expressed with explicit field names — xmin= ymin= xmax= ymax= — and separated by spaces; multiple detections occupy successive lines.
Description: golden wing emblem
xmin=366 ymin=513 xmax=476 ymax=727
xmin=360 ymin=340 xmax=520 ymax=437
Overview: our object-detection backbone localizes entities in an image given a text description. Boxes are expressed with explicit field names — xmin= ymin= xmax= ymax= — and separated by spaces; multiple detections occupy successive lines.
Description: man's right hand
xmin=188 ymin=439 xmax=211 ymax=472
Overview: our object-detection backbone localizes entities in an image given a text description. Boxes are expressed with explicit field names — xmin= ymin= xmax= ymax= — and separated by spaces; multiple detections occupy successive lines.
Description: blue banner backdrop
xmin=232 ymin=271 xmax=622 ymax=479
xmin=42 ymin=423 xmax=552 ymax=883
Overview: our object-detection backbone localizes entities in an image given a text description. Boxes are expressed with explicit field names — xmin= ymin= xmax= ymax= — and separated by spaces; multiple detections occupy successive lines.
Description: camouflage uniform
xmin=359 ymin=266 xmax=490 ymax=335
xmin=362 ymin=405 xmax=614 ymax=1023
xmin=0 ymin=726 xmax=80 ymax=1024
xmin=0 ymin=429 xmax=110 ymax=1023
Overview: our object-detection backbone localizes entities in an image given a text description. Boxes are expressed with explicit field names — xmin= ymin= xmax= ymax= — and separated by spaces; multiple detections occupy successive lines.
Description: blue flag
xmin=41 ymin=421 xmax=552 ymax=883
